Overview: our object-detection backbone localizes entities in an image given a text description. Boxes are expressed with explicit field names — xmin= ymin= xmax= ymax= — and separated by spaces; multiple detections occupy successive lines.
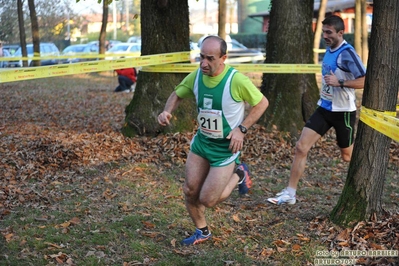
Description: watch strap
xmin=339 ymin=79 xmax=344 ymax=88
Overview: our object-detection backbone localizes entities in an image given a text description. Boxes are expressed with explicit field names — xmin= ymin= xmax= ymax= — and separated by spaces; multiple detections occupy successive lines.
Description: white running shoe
xmin=267 ymin=188 xmax=296 ymax=205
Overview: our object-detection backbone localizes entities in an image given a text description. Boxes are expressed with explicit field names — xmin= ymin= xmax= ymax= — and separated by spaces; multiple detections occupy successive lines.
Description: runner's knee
xmin=199 ymin=195 xmax=217 ymax=208
xmin=183 ymin=184 xmax=198 ymax=201
xmin=295 ymin=141 xmax=310 ymax=157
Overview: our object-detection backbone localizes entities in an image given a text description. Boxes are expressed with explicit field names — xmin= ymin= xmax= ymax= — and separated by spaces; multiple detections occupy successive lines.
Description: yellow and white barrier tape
xmin=0 ymin=52 xmax=191 ymax=83
xmin=0 ymin=52 xmax=141 ymax=62
xmin=2 ymin=52 xmax=399 ymax=144
xmin=360 ymin=106 xmax=399 ymax=143
xmin=141 ymin=63 xmax=321 ymax=73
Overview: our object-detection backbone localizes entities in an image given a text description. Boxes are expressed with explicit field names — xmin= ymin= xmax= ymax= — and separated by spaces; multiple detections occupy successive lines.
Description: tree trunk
xmin=260 ymin=0 xmax=319 ymax=138
xmin=218 ymin=0 xmax=227 ymax=40
xmin=99 ymin=0 xmax=109 ymax=54
xmin=361 ymin=0 xmax=368 ymax=64
xmin=17 ymin=0 xmax=28 ymax=67
xmin=28 ymin=0 xmax=40 ymax=67
xmin=313 ymin=0 xmax=327 ymax=64
xmin=330 ymin=0 xmax=399 ymax=226
xmin=122 ymin=0 xmax=196 ymax=137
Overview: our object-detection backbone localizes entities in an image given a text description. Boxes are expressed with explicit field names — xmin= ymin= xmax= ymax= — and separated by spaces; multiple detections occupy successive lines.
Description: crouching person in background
xmin=114 ymin=67 xmax=137 ymax=93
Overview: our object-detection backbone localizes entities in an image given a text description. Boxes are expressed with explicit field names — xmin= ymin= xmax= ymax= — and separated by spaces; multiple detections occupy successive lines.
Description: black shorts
xmin=305 ymin=107 xmax=356 ymax=148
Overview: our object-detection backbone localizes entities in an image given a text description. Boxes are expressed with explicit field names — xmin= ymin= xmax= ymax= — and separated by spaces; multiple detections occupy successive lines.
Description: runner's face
xmin=322 ymin=24 xmax=343 ymax=49
xmin=199 ymin=39 xmax=226 ymax=77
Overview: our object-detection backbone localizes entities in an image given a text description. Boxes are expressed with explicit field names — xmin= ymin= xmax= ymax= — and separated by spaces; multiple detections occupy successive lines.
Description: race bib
xmin=320 ymin=83 xmax=333 ymax=101
xmin=198 ymin=108 xmax=223 ymax=139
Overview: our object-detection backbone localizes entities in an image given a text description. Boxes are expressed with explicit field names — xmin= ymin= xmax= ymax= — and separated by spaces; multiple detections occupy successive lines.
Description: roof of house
xmin=249 ymin=0 xmax=373 ymax=18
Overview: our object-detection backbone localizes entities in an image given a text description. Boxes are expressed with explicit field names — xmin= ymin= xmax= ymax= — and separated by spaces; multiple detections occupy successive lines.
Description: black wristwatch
xmin=238 ymin=124 xmax=248 ymax=134
xmin=338 ymin=79 xmax=344 ymax=88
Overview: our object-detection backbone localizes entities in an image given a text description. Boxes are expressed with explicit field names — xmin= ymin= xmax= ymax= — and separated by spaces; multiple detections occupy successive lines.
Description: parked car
xmin=0 ymin=49 xmax=11 ymax=68
xmin=8 ymin=43 xmax=60 ymax=67
xmin=85 ymin=40 xmax=121 ymax=50
xmin=2 ymin=44 xmax=20 ymax=56
xmin=127 ymin=36 xmax=141 ymax=44
xmin=108 ymin=40 xmax=121 ymax=49
xmin=105 ymin=42 xmax=141 ymax=60
xmin=60 ymin=43 xmax=99 ymax=64
xmin=190 ymin=41 xmax=200 ymax=63
xmin=196 ymin=36 xmax=265 ymax=64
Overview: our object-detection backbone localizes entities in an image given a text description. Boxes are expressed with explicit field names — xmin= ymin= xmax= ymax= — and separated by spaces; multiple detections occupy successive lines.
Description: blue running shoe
xmin=181 ymin=228 xmax=212 ymax=246
xmin=237 ymin=163 xmax=252 ymax=195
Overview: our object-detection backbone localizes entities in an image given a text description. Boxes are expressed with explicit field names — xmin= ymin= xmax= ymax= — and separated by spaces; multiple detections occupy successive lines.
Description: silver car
xmin=8 ymin=43 xmax=60 ymax=67
xmin=60 ymin=43 xmax=99 ymax=64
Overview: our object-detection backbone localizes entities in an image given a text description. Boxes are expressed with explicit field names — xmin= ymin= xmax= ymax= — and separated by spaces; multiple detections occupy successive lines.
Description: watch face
xmin=239 ymin=125 xmax=247 ymax=133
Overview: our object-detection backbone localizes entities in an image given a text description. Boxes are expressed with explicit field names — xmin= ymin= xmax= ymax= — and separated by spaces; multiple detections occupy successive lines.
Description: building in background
xmin=238 ymin=0 xmax=271 ymax=33
xmin=249 ymin=0 xmax=374 ymax=33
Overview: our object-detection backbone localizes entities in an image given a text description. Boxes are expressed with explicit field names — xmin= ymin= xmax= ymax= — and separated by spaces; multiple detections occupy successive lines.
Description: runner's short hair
xmin=322 ymin=15 xmax=345 ymax=32
xmin=201 ymin=35 xmax=227 ymax=57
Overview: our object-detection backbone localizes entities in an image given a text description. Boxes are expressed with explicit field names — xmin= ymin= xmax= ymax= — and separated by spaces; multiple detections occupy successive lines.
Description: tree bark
xmin=122 ymin=0 xmax=196 ymax=137
xmin=99 ymin=0 xmax=109 ymax=54
xmin=17 ymin=0 xmax=28 ymax=67
xmin=260 ymin=0 xmax=319 ymax=138
xmin=331 ymin=0 xmax=399 ymax=226
xmin=28 ymin=0 xmax=40 ymax=67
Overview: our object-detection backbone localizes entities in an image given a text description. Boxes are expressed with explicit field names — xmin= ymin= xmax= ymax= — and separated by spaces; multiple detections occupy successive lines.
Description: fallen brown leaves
xmin=310 ymin=214 xmax=399 ymax=265
xmin=0 ymin=75 xmax=399 ymax=264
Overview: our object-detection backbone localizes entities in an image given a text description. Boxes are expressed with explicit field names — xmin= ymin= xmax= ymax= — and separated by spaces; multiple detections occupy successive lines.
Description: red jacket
xmin=115 ymin=68 xmax=137 ymax=82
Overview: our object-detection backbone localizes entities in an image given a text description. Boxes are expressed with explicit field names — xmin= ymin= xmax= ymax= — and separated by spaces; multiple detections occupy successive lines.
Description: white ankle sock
xmin=286 ymin=187 xmax=296 ymax=197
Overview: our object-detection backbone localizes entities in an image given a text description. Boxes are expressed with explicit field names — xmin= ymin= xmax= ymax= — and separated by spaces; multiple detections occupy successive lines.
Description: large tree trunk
xmin=122 ymin=0 xmax=196 ymax=137
xmin=17 ymin=0 xmax=28 ymax=67
xmin=28 ymin=0 xmax=40 ymax=67
xmin=330 ymin=0 xmax=399 ymax=226
xmin=313 ymin=0 xmax=327 ymax=64
xmin=99 ymin=0 xmax=109 ymax=54
xmin=260 ymin=0 xmax=319 ymax=138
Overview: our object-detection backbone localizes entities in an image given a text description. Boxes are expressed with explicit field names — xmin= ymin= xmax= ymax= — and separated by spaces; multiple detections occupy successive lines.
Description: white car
xmin=105 ymin=43 xmax=141 ymax=60
xmin=127 ymin=36 xmax=141 ymax=44
xmin=190 ymin=41 xmax=200 ymax=63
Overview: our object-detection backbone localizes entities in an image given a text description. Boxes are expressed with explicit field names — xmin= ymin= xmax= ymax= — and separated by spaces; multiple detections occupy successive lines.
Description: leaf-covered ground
xmin=0 ymin=72 xmax=398 ymax=265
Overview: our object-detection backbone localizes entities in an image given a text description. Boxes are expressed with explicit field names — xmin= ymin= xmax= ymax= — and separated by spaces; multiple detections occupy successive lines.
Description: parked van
xmin=9 ymin=43 xmax=60 ymax=67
